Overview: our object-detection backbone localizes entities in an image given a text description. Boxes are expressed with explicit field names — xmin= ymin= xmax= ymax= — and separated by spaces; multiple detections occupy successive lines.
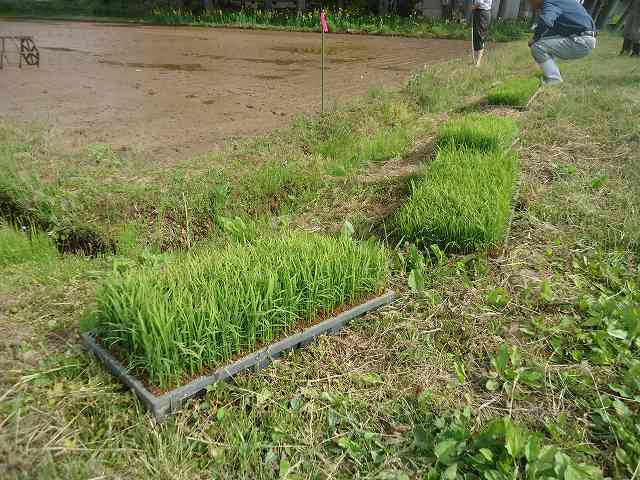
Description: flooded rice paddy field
xmin=0 ymin=20 xmax=469 ymax=159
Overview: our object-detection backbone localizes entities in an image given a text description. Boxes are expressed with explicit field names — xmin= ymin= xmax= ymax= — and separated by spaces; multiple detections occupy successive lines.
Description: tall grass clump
xmin=436 ymin=114 xmax=518 ymax=152
xmin=0 ymin=224 xmax=57 ymax=267
xmin=95 ymin=231 xmax=389 ymax=388
xmin=395 ymin=145 xmax=518 ymax=251
xmin=488 ymin=77 xmax=540 ymax=107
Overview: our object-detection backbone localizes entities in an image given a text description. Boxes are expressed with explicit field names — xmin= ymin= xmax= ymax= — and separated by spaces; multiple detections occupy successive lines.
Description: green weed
xmin=413 ymin=413 xmax=602 ymax=479
xmin=0 ymin=224 xmax=57 ymax=267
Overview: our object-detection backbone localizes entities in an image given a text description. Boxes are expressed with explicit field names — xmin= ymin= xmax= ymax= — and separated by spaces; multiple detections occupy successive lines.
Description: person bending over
xmin=528 ymin=0 xmax=596 ymax=84
xmin=472 ymin=0 xmax=492 ymax=66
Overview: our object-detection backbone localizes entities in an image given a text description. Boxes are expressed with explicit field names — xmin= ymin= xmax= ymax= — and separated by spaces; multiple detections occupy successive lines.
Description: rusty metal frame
xmin=0 ymin=36 xmax=40 ymax=69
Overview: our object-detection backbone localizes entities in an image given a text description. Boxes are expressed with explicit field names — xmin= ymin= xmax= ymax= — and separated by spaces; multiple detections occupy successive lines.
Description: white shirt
xmin=473 ymin=0 xmax=492 ymax=10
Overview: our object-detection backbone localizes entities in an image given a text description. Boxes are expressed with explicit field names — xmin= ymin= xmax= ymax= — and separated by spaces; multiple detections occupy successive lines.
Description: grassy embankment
xmin=1 ymin=36 xmax=639 ymax=479
xmin=0 ymin=0 xmax=529 ymax=41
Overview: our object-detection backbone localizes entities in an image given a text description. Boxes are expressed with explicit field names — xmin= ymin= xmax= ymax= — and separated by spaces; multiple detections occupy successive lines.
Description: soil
xmin=0 ymin=20 xmax=470 ymax=160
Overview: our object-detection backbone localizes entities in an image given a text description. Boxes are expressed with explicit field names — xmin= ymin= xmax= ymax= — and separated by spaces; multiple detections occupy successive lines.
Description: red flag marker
xmin=320 ymin=11 xmax=329 ymax=33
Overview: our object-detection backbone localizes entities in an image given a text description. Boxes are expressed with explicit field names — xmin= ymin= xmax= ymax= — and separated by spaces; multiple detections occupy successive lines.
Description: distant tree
xmin=614 ymin=0 xmax=632 ymax=30
xmin=624 ymin=0 xmax=640 ymax=43
xmin=595 ymin=0 xmax=622 ymax=28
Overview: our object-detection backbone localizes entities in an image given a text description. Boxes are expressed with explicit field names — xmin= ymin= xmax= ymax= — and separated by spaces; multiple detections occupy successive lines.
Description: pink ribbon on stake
xmin=320 ymin=11 xmax=329 ymax=33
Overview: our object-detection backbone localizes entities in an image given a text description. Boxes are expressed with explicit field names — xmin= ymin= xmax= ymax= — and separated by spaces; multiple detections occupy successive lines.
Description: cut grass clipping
xmin=395 ymin=145 xmax=519 ymax=251
xmin=435 ymin=114 xmax=519 ymax=153
xmin=94 ymin=231 xmax=389 ymax=389
xmin=488 ymin=77 xmax=540 ymax=108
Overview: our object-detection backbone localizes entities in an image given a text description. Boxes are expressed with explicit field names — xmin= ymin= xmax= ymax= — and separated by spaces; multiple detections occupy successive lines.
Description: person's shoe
xmin=541 ymin=76 xmax=563 ymax=85
xmin=475 ymin=49 xmax=484 ymax=67
xmin=539 ymin=59 xmax=563 ymax=84
xmin=620 ymin=38 xmax=632 ymax=55
xmin=632 ymin=42 xmax=640 ymax=57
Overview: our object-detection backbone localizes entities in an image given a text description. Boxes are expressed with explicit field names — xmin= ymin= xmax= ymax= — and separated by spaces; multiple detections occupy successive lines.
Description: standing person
xmin=528 ymin=0 xmax=596 ymax=84
xmin=471 ymin=0 xmax=492 ymax=66
xmin=621 ymin=0 xmax=640 ymax=56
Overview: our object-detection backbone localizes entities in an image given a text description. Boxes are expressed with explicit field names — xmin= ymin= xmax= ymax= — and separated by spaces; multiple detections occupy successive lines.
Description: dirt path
xmin=0 ymin=20 xmax=469 ymax=159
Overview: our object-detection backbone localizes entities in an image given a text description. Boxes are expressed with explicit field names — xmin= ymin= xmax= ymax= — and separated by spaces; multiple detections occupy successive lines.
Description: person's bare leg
xmin=475 ymin=49 xmax=484 ymax=66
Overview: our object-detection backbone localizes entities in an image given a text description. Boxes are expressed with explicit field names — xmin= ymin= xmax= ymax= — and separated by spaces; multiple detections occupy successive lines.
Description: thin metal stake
xmin=321 ymin=28 xmax=325 ymax=114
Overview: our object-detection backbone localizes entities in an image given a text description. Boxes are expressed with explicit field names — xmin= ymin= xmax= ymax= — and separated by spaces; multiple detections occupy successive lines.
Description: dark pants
xmin=473 ymin=9 xmax=491 ymax=51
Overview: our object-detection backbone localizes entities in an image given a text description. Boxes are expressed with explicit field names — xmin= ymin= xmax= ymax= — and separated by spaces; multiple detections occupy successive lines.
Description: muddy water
xmin=0 ymin=20 xmax=469 ymax=160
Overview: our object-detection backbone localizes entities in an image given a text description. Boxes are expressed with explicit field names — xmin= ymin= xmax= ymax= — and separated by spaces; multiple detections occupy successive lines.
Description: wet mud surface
xmin=0 ymin=20 xmax=469 ymax=159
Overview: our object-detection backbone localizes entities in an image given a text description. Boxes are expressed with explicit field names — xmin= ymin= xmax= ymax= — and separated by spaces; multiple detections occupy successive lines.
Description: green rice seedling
xmin=395 ymin=145 xmax=519 ymax=252
xmin=0 ymin=224 xmax=57 ymax=267
xmin=435 ymin=114 xmax=518 ymax=153
xmin=488 ymin=77 xmax=540 ymax=107
xmin=94 ymin=231 xmax=389 ymax=389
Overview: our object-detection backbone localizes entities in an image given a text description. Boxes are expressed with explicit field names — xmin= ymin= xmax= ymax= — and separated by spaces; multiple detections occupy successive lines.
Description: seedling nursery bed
xmin=82 ymin=291 xmax=395 ymax=420
xmin=487 ymin=77 xmax=542 ymax=111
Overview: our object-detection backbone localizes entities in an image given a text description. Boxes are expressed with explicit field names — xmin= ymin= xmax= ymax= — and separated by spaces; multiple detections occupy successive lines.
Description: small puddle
xmin=254 ymin=74 xmax=287 ymax=80
xmin=329 ymin=57 xmax=370 ymax=64
xmin=239 ymin=57 xmax=312 ymax=66
xmin=98 ymin=59 xmax=208 ymax=71
xmin=183 ymin=53 xmax=228 ymax=61
xmin=378 ymin=65 xmax=412 ymax=72
xmin=270 ymin=45 xmax=343 ymax=55
xmin=42 ymin=46 xmax=92 ymax=54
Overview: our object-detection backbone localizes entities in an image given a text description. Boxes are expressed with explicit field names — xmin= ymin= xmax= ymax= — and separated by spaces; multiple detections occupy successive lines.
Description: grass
xmin=488 ymin=76 xmax=541 ymax=107
xmin=0 ymin=49 xmax=533 ymax=254
xmin=93 ymin=231 xmax=389 ymax=388
xmin=0 ymin=130 xmax=113 ymax=254
xmin=1 ymin=35 xmax=639 ymax=480
xmin=395 ymin=145 xmax=519 ymax=251
xmin=406 ymin=47 xmax=536 ymax=112
xmin=0 ymin=88 xmax=418 ymax=253
xmin=0 ymin=224 xmax=58 ymax=267
xmin=435 ymin=114 xmax=519 ymax=152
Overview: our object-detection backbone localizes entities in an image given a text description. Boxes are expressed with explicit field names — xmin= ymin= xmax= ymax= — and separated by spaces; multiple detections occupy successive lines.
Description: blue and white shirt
xmin=533 ymin=0 xmax=595 ymax=40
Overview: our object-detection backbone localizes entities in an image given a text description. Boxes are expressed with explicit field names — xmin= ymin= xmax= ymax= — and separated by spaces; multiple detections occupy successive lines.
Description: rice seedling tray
xmin=487 ymin=77 xmax=542 ymax=111
xmin=82 ymin=290 xmax=395 ymax=421
xmin=507 ymin=85 xmax=542 ymax=112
